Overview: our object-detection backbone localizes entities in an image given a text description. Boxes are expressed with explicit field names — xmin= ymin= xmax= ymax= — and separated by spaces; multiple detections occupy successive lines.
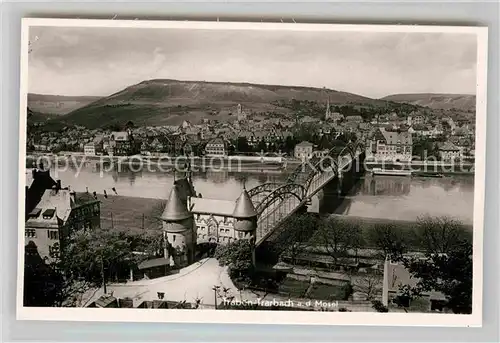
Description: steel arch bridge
xmin=248 ymin=140 xmax=365 ymax=247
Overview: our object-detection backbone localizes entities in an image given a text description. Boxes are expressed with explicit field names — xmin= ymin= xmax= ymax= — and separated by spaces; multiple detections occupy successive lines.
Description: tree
xmin=256 ymin=139 xmax=267 ymax=153
xmin=44 ymin=228 xmax=138 ymax=306
xmin=23 ymin=242 xmax=62 ymax=307
xmin=401 ymin=240 xmax=472 ymax=314
xmin=371 ymin=300 xmax=389 ymax=312
xmin=315 ymin=217 xmax=364 ymax=268
xmin=236 ymin=136 xmax=251 ymax=153
xmin=414 ymin=216 xmax=471 ymax=255
xmin=214 ymin=239 xmax=254 ymax=282
xmin=352 ymin=273 xmax=383 ymax=301
xmin=368 ymin=223 xmax=407 ymax=260
xmin=280 ymin=214 xmax=319 ymax=265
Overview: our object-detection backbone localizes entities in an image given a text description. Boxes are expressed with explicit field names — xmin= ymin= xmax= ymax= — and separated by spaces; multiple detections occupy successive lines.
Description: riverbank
xmin=85 ymin=193 xmax=473 ymax=237
xmin=28 ymin=154 xmax=289 ymax=173
xmin=81 ymin=193 xmax=165 ymax=234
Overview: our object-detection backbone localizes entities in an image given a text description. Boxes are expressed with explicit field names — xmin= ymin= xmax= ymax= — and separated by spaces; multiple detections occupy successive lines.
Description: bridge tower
xmin=161 ymin=184 xmax=196 ymax=268
xmin=232 ymin=187 xmax=258 ymax=264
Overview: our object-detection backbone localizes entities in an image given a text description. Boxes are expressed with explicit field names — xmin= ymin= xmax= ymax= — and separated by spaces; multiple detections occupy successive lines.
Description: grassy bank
xmin=78 ymin=193 xmax=165 ymax=234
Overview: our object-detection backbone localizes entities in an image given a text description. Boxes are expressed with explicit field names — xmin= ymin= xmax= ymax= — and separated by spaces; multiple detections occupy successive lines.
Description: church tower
xmin=237 ymin=103 xmax=247 ymax=121
xmin=325 ymin=97 xmax=332 ymax=121
xmin=161 ymin=184 xmax=196 ymax=268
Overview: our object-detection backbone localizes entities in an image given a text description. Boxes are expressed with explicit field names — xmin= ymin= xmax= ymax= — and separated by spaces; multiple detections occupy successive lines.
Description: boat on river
xmin=371 ymin=168 xmax=412 ymax=177
xmin=412 ymin=171 xmax=444 ymax=178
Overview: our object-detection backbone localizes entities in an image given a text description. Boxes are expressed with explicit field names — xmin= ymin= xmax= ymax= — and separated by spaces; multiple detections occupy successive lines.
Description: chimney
xmin=70 ymin=191 xmax=76 ymax=203
xmin=56 ymin=180 xmax=62 ymax=191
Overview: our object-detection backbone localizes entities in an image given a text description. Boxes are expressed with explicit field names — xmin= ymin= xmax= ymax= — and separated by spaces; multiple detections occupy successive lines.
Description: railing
xmin=251 ymin=141 xmax=364 ymax=246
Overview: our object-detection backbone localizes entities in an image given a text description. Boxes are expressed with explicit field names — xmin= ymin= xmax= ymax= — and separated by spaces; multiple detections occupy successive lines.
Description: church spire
xmin=325 ymin=97 xmax=331 ymax=119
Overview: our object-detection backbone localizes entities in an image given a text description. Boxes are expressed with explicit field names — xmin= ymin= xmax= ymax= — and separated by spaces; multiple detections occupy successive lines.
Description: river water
xmin=33 ymin=165 xmax=475 ymax=224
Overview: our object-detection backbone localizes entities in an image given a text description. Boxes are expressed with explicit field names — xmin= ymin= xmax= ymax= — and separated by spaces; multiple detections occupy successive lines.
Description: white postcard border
xmin=17 ymin=18 xmax=488 ymax=327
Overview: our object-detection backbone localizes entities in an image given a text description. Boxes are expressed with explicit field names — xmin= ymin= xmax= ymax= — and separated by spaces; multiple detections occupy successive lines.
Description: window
xmin=42 ymin=208 xmax=56 ymax=219
xmin=28 ymin=208 xmax=42 ymax=218
xmin=47 ymin=230 xmax=59 ymax=240
xmin=25 ymin=229 xmax=36 ymax=238
xmin=238 ymin=231 xmax=244 ymax=239
xmin=225 ymin=229 xmax=230 ymax=233
xmin=172 ymin=234 xmax=176 ymax=242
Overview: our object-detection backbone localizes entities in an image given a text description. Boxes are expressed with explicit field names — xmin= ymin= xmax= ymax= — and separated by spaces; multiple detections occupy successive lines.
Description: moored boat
xmin=371 ymin=168 xmax=412 ymax=176
xmin=412 ymin=171 xmax=444 ymax=178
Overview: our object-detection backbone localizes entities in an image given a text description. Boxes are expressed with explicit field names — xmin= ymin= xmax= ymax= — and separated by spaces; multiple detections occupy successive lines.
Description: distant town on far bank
xmin=26 ymin=79 xmax=476 ymax=163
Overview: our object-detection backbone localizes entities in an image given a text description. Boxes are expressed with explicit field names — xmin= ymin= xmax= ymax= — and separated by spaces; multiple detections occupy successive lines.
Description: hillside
xmin=27 ymin=107 xmax=58 ymax=123
xmin=382 ymin=93 xmax=476 ymax=112
xmin=49 ymin=79 xmax=387 ymax=128
xmin=28 ymin=93 xmax=102 ymax=115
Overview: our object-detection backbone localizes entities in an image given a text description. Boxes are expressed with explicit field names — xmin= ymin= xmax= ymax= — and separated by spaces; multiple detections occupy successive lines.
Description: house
xmin=345 ymin=115 xmax=363 ymax=123
xmin=25 ymin=165 xmax=57 ymax=219
xmin=84 ymin=143 xmax=96 ymax=155
xmin=204 ymin=137 xmax=227 ymax=157
xmin=366 ymin=127 xmax=413 ymax=162
xmin=382 ymin=259 xmax=448 ymax=312
xmin=109 ymin=131 xmax=132 ymax=156
xmin=438 ymin=142 xmax=462 ymax=161
xmin=294 ymin=141 xmax=314 ymax=160
xmin=25 ymin=186 xmax=100 ymax=262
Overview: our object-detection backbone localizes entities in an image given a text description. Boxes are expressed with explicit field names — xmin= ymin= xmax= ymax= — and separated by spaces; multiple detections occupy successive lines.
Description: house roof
xmin=232 ymin=189 xmax=257 ymax=219
xmin=378 ymin=127 xmax=412 ymax=145
xmin=296 ymin=141 xmax=313 ymax=147
xmin=111 ymin=131 xmax=129 ymax=141
xmin=26 ymin=189 xmax=74 ymax=228
xmin=94 ymin=295 xmax=117 ymax=308
xmin=438 ymin=142 xmax=459 ymax=151
xmin=189 ymin=197 xmax=235 ymax=217
xmin=206 ymin=137 xmax=225 ymax=146
xmin=346 ymin=115 xmax=363 ymax=121
xmin=138 ymin=258 xmax=171 ymax=270
xmin=161 ymin=186 xmax=192 ymax=221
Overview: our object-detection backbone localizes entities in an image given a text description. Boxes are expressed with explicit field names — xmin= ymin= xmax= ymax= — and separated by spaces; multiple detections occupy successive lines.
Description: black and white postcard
xmin=18 ymin=18 xmax=487 ymax=326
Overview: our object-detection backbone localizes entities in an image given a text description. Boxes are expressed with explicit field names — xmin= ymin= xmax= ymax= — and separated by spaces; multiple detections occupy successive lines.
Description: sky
xmin=28 ymin=26 xmax=478 ymax=99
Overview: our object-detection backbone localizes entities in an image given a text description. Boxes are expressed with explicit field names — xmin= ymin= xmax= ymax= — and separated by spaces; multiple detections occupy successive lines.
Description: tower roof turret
xmin=232 ymin=189 xmax=257 ymax=219
xmin=161 ymin=186 xmax=192 ymax=221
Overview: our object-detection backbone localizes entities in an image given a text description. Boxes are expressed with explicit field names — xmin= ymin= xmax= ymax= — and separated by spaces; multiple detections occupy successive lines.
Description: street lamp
xmin=212 ymin=285 xmax=220 ymax=310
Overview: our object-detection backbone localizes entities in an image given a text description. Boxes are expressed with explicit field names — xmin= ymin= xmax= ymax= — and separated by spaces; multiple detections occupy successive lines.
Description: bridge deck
xmin=252 ymin=144 xmax=364 ymax=247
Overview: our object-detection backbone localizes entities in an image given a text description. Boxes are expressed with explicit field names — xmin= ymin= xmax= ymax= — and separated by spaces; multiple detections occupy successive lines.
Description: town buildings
xmin=109 ymin=130 xmax=133 ymax=156
xmin=437 ymin=142 xmax=462 ymax=161
xmin=294 ymin=141 xmax=314 ymax=160
xmin=25 ymin=185 xmax=100 ymax=262
xmin=84 ymin=143 xmax=96 ymax=155
xmin=366 ymin=127 xmax=413 ymax=162
xmin=205 ymin=137 xmax=228 ymax=156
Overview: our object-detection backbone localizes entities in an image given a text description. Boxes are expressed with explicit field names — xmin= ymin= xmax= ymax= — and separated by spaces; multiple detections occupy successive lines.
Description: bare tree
xmin=414 ymin=216 xmax=470 ymax=255
xmin=352 ymin=273 xmax=382 ymax=301
xmin=368 ymin=223 xmax=407 ymax=260
xmin=316 ymin=217 xmax=364 ymax=269
xmin=281 ymin=214 xmax=319 ymax=265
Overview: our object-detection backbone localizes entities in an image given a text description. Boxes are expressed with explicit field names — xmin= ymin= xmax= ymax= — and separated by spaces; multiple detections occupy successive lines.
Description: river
xmin=29 ymin=164 xmax=475 ymax=225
